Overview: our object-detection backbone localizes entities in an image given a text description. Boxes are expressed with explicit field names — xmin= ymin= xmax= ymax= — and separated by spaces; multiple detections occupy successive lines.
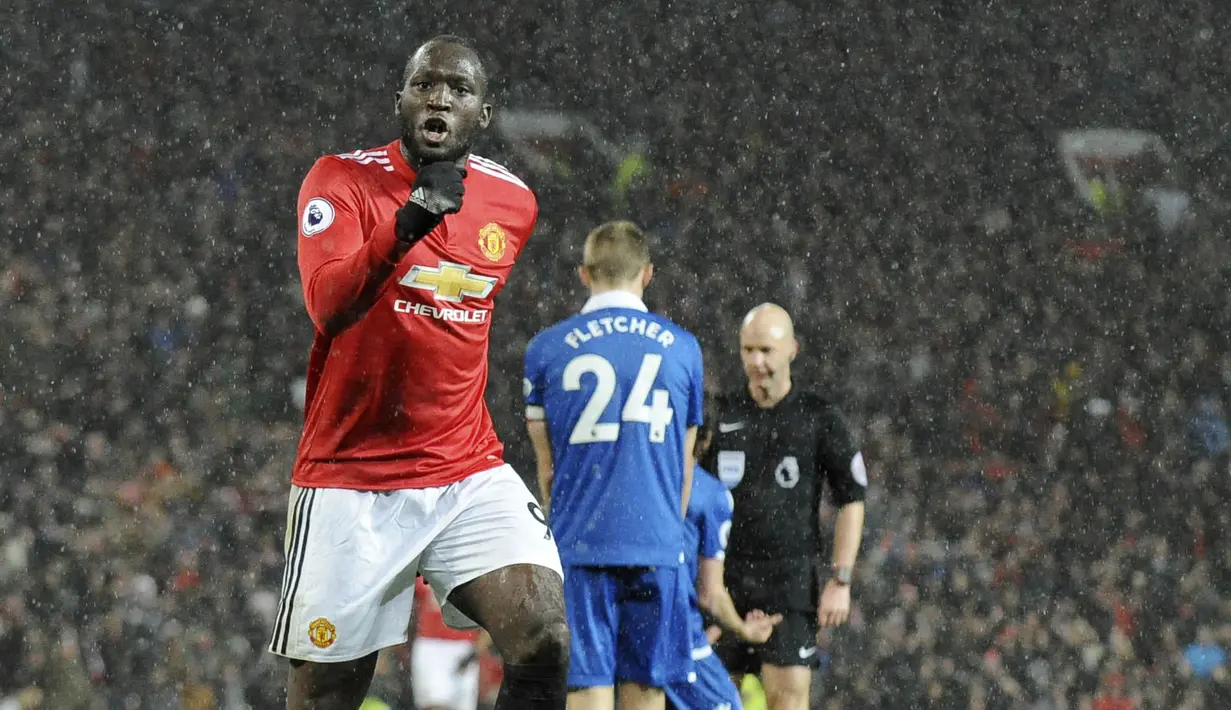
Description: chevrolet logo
xmin=399 ymin=261 xmax=497 ymax=303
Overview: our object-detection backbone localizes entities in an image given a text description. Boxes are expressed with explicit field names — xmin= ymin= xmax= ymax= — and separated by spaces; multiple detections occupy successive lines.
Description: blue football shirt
xmin=525 ymin=291 xmax=705 ymax=566
xmin=682 ymin=465 xmax=734 ymax=650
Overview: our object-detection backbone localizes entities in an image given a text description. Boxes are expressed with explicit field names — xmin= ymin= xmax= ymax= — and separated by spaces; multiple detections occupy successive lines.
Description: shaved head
xmin=402 ymin=35 xmax=488 ymax=93
xmin=741 ymin=302 xmax=795 ymax=343
xmin=739 ymin=303 xmax=798 ymax=408
xmin=396 ymin=34 xmax=492 ymax=167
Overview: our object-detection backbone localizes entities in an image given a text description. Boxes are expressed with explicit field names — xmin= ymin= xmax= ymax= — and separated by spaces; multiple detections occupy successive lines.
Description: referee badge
xmin=716 ymin=450 xmax=745 ymax=489
xmin=774 ymin=455 xmax=800 ymax=489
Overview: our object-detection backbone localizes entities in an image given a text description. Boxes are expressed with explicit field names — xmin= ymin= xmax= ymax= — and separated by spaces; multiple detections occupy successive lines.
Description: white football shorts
xmin=268 ymin=464 xmax=563 ymax=662
xmin=411 ymin=637 xmax=481 ymax=710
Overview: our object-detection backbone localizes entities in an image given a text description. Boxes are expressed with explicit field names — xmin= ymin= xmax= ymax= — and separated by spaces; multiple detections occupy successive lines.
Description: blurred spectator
xmin=1183 ymin=627 xmax=1227 ymax=679
xmin=2 ymin=0 xmax=1229 ymax=707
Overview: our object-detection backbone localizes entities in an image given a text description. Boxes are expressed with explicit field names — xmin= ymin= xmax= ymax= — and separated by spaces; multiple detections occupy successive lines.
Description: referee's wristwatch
xmin=831 ymin=565 xmax=853 ymax=587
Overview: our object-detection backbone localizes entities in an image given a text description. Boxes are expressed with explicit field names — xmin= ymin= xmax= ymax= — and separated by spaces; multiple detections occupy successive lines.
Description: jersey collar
xmin=580 ymin=290 xmax=648 ymax=314
xmin=386 ymin=138 xmax=414 ymax=180
xmin=745 ymin=382 xmax=798 ymax=410
xmin=384 ymin=138 xmax=471 ymax=182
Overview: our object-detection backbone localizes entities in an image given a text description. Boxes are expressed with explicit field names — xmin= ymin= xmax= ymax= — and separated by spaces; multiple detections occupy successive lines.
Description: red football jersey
xmin=414 ymin=578 xmax=480 ymax=642
xmin=292 ymin=139 xmax=537 ymax=490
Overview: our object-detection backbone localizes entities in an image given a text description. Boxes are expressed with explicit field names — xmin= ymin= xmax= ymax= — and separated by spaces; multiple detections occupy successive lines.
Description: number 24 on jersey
xmin=564 ymin=353 xmax=673 ymax=444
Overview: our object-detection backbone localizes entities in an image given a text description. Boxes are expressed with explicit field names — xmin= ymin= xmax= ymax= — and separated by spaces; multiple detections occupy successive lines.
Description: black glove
xmin=395 ymin=161 xmax=466 ymax=243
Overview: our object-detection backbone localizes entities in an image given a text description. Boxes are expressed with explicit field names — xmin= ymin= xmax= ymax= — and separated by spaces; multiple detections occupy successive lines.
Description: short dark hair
xmin=425 ymin=34 xmax=479 ymax=52
xmin=401 ymin=34 xmax=489 ymax=90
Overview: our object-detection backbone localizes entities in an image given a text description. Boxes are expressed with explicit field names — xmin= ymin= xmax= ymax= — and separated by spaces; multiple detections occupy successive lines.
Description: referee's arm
xmin=830 ymin=499 xmax=865 ymax=574
xmin=816 ymin=406 xmax=869 ymax=624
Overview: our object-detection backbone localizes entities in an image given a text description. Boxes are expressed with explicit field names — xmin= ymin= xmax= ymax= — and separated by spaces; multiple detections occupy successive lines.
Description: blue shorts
xmin=666 ymin=646 xmax=743 ymax=710
xmin=564 ymin=564 xmax=692 ymax=689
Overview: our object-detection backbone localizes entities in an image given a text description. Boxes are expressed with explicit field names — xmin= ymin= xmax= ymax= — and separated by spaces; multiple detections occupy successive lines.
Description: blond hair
xmin=582 ymin=220 xmax=650 ymax=283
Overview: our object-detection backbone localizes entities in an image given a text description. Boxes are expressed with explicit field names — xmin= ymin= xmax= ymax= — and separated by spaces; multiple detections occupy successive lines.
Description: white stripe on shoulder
xmin=469 ymin=154 xmax=511 ymax=170
xmin=470 ymin=162 xmax=530 ymax=191
xmin=469 ymin=155 xmax=529 ymax=185
xmin=336 ymin=149 xmax=395 ymax=172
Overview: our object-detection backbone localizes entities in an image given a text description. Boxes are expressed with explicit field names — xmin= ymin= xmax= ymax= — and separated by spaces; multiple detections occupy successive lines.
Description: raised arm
xmin=296 ymin=159 xmax=412 ymax=337
xmin=297 ymin=158 xmax=465 ymax=337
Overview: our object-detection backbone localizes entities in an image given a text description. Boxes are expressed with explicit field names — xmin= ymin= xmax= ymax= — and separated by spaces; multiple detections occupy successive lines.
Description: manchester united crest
xmin=478 ymin=223 xmax=507 ymax=262
xmin=308 ymin=617 xmax=337 ymax=649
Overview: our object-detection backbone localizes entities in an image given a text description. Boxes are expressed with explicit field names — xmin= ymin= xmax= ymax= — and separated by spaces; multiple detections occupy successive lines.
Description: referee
xmin=700 ymin=303 xmax=868 ymax=710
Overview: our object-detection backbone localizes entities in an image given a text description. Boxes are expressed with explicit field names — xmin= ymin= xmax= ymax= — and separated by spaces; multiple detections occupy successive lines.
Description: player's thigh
xmin=411 ymin=638 xmax=473 ymax=710
xmin=666 ymin=650 xmax=743 ymax=710
xmin=418 ymin=465 xmax=565 ymax=655
xmin=613 ymin=566 xmax=692 ymax=689
xmin=270 ymin=485 xmax=437 ymax=663
xmin=287 ymin=653 xmax=379 ymax=708
xmin=617 ymin=681 xmax=666 ymax=710
xmin=757 ymin=664 xmax=810 ymax=710
xmin=568 ymin=687 xmax=616 ymax=710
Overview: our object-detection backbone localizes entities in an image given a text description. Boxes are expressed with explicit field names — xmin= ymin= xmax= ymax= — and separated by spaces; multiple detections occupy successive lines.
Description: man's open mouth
xmin=421 ymin=117 xmax=449 ymax=144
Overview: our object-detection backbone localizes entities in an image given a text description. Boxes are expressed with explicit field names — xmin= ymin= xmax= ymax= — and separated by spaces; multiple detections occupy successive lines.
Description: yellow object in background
xmin=741 ymin=674 xmax=768 ymax=710
xmin=359 ymin=698 xmax=392 ymax=710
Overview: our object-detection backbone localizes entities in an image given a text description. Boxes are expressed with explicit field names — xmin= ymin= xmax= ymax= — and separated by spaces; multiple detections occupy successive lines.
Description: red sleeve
xmin=296 ymin=157 xmax=407 ymax=336
xmin=519 ymin=193 xmax=539 ymax=259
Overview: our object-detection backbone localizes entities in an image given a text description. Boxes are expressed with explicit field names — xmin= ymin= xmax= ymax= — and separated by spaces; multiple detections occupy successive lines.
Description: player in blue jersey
xmin=524 ymin=220 xmax=705 ymax=710
xmin=667 ymin=422 xmax=782 ymax=710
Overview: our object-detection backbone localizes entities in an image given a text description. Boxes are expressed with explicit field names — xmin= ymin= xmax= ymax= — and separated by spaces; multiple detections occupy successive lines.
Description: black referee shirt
xmin=700 ymin=388 xmax=867 ymax=565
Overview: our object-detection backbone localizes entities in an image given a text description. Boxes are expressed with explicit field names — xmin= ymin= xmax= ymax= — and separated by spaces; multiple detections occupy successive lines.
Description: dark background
xmin=2 ymin=0 xmax=1230 ymax=707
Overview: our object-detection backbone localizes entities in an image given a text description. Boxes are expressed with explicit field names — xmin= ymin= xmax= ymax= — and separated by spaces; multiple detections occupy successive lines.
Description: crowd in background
xmin=3 ymin=0 xmax=1231 ymax=707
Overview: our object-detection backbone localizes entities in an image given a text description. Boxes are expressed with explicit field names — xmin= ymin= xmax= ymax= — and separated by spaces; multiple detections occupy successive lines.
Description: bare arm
xmin=682 ymin=426 xmax=697 ymax=517
xmin=697 ymin=558 xmax=780 ymax=643
xmin=527 ymin=418 xmax=554 ymax=512
xmin=815 ymin=406 xmax=867 ymax=578
xmin=817 ymin=500 xmax=865 ymax=628
xmin=696 ymin=557 xmax=746 ymax=638
xmin=831 ymin=501 xmax=865 ymax=569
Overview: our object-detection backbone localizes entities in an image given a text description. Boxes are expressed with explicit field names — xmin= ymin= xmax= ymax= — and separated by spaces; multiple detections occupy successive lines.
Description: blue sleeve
xmin=698 ymin=479 xmax=734 ymax=561
xmin=524 ymin=335 xmax=547 ymax=413
xmin=687 ymin=336 xmax=705 ymax=428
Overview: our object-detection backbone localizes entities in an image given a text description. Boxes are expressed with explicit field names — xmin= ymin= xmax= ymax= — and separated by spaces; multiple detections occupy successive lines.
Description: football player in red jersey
xmin=269 ymin=36 xmax=567 ymax=710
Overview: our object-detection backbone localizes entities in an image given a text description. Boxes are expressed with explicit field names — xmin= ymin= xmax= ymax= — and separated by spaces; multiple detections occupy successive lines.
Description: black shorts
xmin=717 ymin=556 xmax=820 ymax=673
xmin=715 ymin=610 xmax=819 ymax=674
